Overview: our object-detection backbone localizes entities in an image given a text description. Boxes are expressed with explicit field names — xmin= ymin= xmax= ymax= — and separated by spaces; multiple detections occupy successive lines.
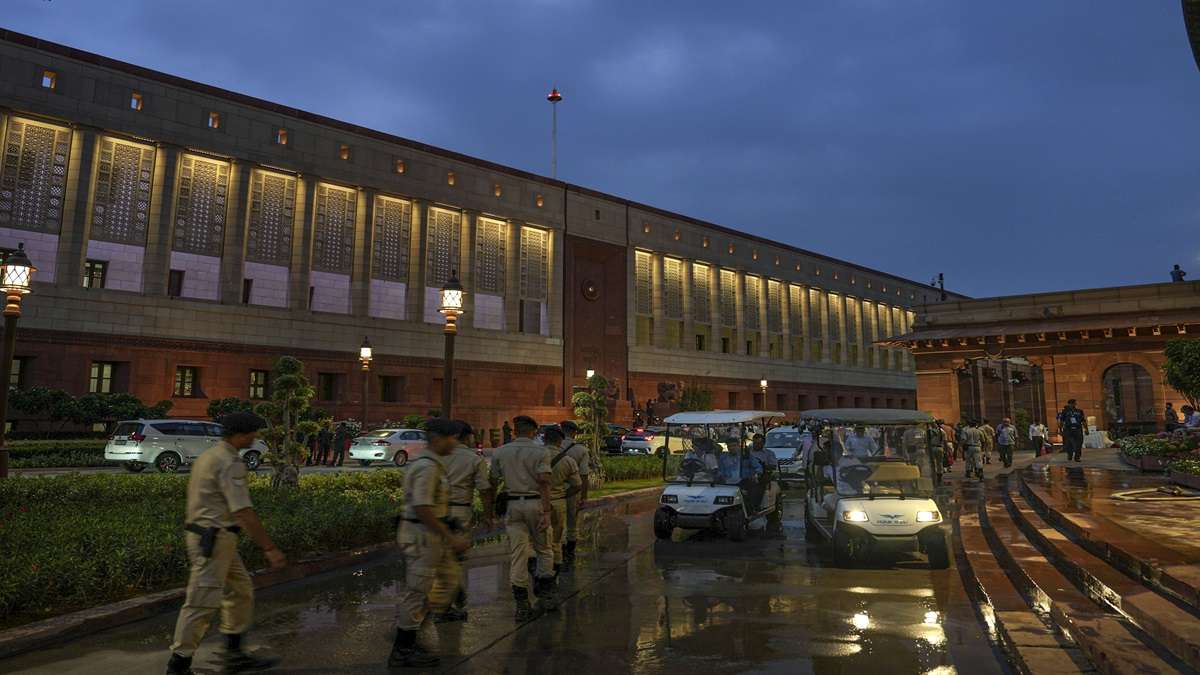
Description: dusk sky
xmin=6 ymin=1 xmax=1198 ymax=298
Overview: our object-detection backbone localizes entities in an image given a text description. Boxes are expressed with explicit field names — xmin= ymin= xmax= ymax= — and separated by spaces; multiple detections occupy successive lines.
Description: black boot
xmin=526 ymin=557 xmax=537 ymax=577
xmin=513 ymin=585 xmax=537 ymax=622
xmin=165 ymin=652 xmax=194 ymax=675
xmin=387 ymin=628 xmax=439 ymax=668
xmin=563 ymin=540 xmax=577 ymax=565
xmin=534 ymin=576 xmax=559 ymax=613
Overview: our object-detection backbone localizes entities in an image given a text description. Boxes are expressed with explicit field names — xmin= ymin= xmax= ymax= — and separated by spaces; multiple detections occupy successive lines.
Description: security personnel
xmin=558 ymin=420 xmax=590 ymax=565
xmin=543 ymin=426 xmax=582 ymax=581
xmin=166 ymin=412 xmax=285 ymax=675
xmin=1058 ymin=399 xmax=1087 ymax=462
xmin=432 ymin=420 xmax=495 ymax=623
xmin=389 ymin=418 xmax=470 ymax=668
xmin=748 ymin=433 xmax=779 ymax=510
xmin=489 ymin=415 xmax=554 ymax=621
xmin=979 ymin=419 xmax=996 ymax=465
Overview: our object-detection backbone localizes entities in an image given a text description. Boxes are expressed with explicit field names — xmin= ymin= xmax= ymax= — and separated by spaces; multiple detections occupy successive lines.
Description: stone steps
xmin=1003 ymin=479 xmax=1200 ymax=671
xmin=956 ymin=484 xmax=1095 ymax=674
xmin=1019 ymin=473 xmax=1200 ymax=614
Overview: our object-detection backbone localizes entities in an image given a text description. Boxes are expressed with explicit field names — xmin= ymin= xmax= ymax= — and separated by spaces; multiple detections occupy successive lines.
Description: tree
xmin=1164 ymin=339 xmax=1200 ymax=408
xmin=571 ymin=373 xmax=612 ymax=485
xmin=9 ymin=388 xmax=172 ymax=430
xmin=253 ymin=356 xmax=319 ymax=489
xmin=207 ymin=397 xmax=253 ymax=421
xmin=678 ymin=385 xmax=714 ymax=412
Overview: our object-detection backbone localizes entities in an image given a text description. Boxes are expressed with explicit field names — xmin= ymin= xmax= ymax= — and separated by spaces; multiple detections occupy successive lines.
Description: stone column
xmin=505 ymin=218 xmax=521 ymax=332
xmin=548 ymin=226 xmax=564 ymax=339
xmin=289 ymin=176 xmax=317 ymax=311
xmin=735 ymin=272 xmax=747 ymax=356
xmin=56 ymin=125 xmax=99 ymax=288
xmin=459 ymin=209 xmax=476 ymax=331
xmin=651 ymin=253 xmax=666 ymax=348
xmin=219 ymin=159 xmax=251 ymax=305
xmin=708 ymin=265 xmax=720 ymax=353
xmin=406 ymin=199 xmax=426 ymax=323
xmin=681 ymin=259 xmax=694 ymax=350
xmin=351 ymin=188 xmax=374 ymax=317
xmin=781 ymin=283 xmax=793 ymax=360
xmin=142 ymin=143 xmax=179 ymax=297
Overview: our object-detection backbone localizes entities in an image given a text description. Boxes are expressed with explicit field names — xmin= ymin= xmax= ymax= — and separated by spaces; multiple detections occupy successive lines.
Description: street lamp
xmin=760 ymin=378 xmax=768 ymax=409
xmin=0 ymin=244 xmax=35 ymax=479
xmin=586 ymin=368 xmax=595 ymax=380
xmin=359 ymin=336 xmax=373 ymax=430
xmin=440 ymin=271 xmax=465 ymax=418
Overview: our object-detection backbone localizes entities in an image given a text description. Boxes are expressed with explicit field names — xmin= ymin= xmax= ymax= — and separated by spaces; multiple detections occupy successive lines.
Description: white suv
xmin=105 ymin=419 xmax=268 ymax=473
xmin=349 ymin=428 xmax=428 ymax=466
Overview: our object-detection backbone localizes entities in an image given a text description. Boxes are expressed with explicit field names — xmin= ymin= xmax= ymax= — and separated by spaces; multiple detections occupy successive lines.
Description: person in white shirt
xmin=844 ymin=425 xmax=879 ymax=458
xmin=1183 ymin=405 xmax=1200 ymax=429
xmin=1029 ymin=422 xmax=1047 ymax=456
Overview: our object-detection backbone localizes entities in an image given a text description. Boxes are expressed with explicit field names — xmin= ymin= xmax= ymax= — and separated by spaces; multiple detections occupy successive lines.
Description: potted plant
xmin=1118 ymin=432 xmax=1199 ymax=472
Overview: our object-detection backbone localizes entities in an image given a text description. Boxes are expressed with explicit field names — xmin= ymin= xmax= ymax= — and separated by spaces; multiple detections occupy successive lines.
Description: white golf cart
xmin=801 ymin=409 xmax=950 ymax=569
xmin=653 ymin=410 xmax=786 ymax=541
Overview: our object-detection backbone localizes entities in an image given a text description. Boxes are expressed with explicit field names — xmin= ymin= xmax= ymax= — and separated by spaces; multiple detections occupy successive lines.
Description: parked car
xmin=764 ymin=425 xmax=807 ymax=487
xmin=348 ymin=428 xmax=428 ymax=467
xmin=621 ymin=430 xmax=656 ymax=455
xmin=105 ymin=419 xmax=267 ymax=473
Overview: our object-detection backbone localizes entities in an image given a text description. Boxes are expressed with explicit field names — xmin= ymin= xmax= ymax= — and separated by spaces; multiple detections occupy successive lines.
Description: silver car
xmin=620 ymin=431 xmax=655 ymax=455
xmin=349 ymin=428 xmax=428 ymax=467
xmin=765 ymin=426 xmax=806 ymax=486
xmin=105 ymin=419 xmax=268 ymax=473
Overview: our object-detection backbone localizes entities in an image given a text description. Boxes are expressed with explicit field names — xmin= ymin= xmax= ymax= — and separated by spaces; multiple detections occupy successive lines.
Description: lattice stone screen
xmin=634 ymin=250 xmax=652 ymax=316
xmin=520 ymin=226 xmax=548 ymax=301
xmin=719 ymin=269 xmax=737 ymax=327
xmin=90 ymin=139 xmax=153 ymax=245
xmin=691 ymin=262 xmax=710 ymax=324
xmin=663 ymin=257 xmax=683 ymax=320
xmin=767 ymin=279 xmax=783 ymax=333
xmin=0 ymin=118 xmax=70 ymax=233
xmin=789 ymin=284 xmax=804 ymax=335
xmin=312 ymin=184 xmax=355 ymax=274
xmin=425 ymin=207 xmax=461 ymax=286
xmin=474 ymin=217 xmax=506 ymax=295
xmin=371 ymin=196 xmax=411 ymax=281
xmin=744 ymin=275 xmax=761 ymax=330
xmin=246 ymin=170 xmax=295 ymax=266
xmin=172 ymin=154 xmax=229 ymax=255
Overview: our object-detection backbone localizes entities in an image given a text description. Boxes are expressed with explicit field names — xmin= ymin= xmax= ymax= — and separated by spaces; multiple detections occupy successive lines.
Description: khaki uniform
xmin=547 ymin=448 xmax=582 ymax=565
xmin=561 ymin=440 xmax=590 ymax=543
xmin=395 ymin=452 xmax=461 ymax=631
xmin=170 ymin=442 xmax=256 ymax=658
xmin=979 ymin=424 xmax=995 ymax=461
xmin=442 ymin=444 xmax=491 ymax=527
xmin=489 ymin=438 xmax=552 ymax=590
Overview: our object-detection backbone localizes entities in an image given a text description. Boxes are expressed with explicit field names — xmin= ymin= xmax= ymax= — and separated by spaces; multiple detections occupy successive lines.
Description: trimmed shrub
xmin=6 ymin=439 xmax=111 ymax=469
xmin=600 ymin=455 xmax=679 ymax=481
xmin=1117 ymin=433 xmax=1199 ymax=458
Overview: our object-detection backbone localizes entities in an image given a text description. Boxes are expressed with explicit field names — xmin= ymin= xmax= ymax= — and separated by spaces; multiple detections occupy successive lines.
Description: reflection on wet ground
xmin=1 ymin=494 xmax=1001 ymax=674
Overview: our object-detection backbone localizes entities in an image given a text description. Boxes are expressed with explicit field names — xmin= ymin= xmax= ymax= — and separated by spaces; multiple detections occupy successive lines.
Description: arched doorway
xmin=1102 ymin=363 xmax=1155 ymax=435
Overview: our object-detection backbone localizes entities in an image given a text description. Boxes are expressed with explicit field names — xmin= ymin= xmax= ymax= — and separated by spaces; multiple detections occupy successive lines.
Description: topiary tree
xmin=678 ymin=385 xmax=714 ymax=412
xmin=207 ymin=397 xmax=253 ymax=421
xmin=1164 ymin=339 xmax=1200 ymax=409
xmin=254 ymin=356 xmax=319 ymax=489
xmin=571 ymin=373 xmax=611 ymax=485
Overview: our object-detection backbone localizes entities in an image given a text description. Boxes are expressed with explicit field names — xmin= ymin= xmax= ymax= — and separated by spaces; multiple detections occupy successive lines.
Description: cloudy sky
xmin=7 ymin=1 xmax=1199 ymax=297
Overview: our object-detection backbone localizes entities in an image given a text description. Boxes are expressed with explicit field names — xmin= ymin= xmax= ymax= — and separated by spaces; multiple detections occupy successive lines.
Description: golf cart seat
xmin=867 ymin=462 xmax=920 ymax=482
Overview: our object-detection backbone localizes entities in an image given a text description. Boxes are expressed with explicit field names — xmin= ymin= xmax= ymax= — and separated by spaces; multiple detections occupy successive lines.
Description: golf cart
xmin=801 ymin=409 xmax=949 ymax=569
xmin=653 ymin=410 xmax=786 ymax=541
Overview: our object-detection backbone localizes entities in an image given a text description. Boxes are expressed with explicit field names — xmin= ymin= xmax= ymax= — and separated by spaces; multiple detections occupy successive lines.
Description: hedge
xmin=6 ymin=439 xmax=111 ymax=469
xmin=599 ymin=455 xmax=679 ymax=481
xmin=1117 ymin=433 xmax=1199 ymax=458
xmin=0 ymin=471 xmax=405 ymax=627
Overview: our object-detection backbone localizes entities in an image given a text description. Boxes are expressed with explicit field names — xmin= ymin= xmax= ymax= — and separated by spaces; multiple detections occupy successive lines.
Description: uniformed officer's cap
xmin=512 ymin=415 xmax=538 ymax=431
xmin=425 ymin=417 xmax=460 ymax=438
xmin=558 ymin=420 xmax=579 ymax=434
xmin=217 ymin=412 xmax=267 ymax=435
xmin=543 ymin=425 xmax=565 ymax=442
xmin=454 ymin=420 xmax=474 ymax=439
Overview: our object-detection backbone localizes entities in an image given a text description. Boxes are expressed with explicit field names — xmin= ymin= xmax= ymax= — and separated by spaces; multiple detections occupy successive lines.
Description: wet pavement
xmin=1 ymin=493 xmax=1003 ymax=674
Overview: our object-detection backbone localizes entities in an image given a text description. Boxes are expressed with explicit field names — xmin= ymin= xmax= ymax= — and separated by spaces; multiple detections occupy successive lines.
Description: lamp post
xmin=359 ymin=336 xmax=373 ymax=430
xmin=0 ymin=244 xmax=35 ymax=479
xmin=439 ymin=271 xmax=465 ymax=418
xmin=547 ymin=87 xmax=562 ymax=179
xmin=585 ymin=368 xmax=595 ymax=380
xmin=760 ymin=378 xmax=768 ymax=408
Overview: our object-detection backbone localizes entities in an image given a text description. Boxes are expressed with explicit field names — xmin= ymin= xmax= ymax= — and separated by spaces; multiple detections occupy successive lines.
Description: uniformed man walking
xmin=557 ymin=420 xmax=590 ymax=565
xmin=389 ymin=418 xmax=470 ymax=668
xmin=489 ymin=415 xmax=554 ymax=621
xmin=961 ymin=420 xmax=984 ymax=481
xmin=432 ymin=421 xmax=495 ymax=623
xmin=543 ymin=426 xmax=582 ymax=583
xmin=978 ymin=419 xmax=995 ymax=465
xmin=1058 ymin=399 xmax=1087 ymax=463
xmin=166 ymin=412 xmax=286 ymax=675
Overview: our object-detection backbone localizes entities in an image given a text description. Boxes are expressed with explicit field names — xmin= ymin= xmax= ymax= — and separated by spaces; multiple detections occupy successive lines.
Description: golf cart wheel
xmin=926 ymin=533 xmax=951 ymax=569
xmin=833 ymin=529 xmax=856 ymax=568
xmin=358 ymin=459 xmax=373 ymax=467
xmin=724 ymin=510 xmax=747 ymax=542
xmin=766 ymin=498 xmax=784 ymax=535
xmin=803 ymin=507 xmax=823 ymax=542
xmin=241 ymin=450 xmax=261 ymax=471
xmin=123 ymin=462 xmax=147 ymax=473
xmin=393 ymin=450 xmax=409 ymax=467
xmin=653 ymin=508 xmax=674 ymax=540
xmin=155 ymin=451 xmax=182 ymax=474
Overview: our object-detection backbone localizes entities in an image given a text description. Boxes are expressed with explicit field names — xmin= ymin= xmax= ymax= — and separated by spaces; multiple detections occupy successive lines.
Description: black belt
xmin=449 ymin=501 xmax=473 ymax=507
xmin=184 ymin=523 xmax=241 ymax=535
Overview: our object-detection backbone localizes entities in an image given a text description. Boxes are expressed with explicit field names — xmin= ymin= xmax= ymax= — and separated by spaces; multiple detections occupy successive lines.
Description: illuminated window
xmin=643 ymin=222 xmax=651 ymax=234
xmin=494 ymin=183 xmax=502 ymax=197
xmin=728 ymin=243 xmax=735 ymax=254
xmin=174 ymin=366 xmax=200 ymax=397
xmin=130 ymin=92 xmax=144 ymax=111
xmin=673 ymin=228 xmax=681 ymax=241
xmin=207 ymin=112 xmax=221 ymax=129
xmin=82 ymin=260 xmax=108 ymax=289
xmin=41 ymin=70 xmax=56 ymax=89
xmin=339 ymin=144 xmax=350 ymax=160
xmin=535 ymin=194 xmax=544 ymax=207
xmin=10 ymin=357 xmax=27 ymax=388
xmin=90 ymin=362 xmax=115 ymax=394
xmin=394 ymin=159 xmax=406 ymax=174
xmin=702 ymin=236 xmax=710 ymax=248
xmin=276 ymin=128 xmax=288 ymax=145
xmin=249 ymin=370 xmax=269 ymax=400
xmin=447 ymin=171 xmax=456 ymax=186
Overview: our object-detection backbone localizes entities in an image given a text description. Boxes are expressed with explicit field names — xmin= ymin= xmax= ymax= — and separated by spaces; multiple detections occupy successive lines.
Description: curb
xmin=0 ymin=485 xmax=662 ymax=660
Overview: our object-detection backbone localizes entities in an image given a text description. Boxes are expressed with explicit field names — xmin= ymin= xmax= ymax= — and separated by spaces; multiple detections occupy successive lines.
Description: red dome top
xmin=547 ymin=88 xmax=563 ymax=103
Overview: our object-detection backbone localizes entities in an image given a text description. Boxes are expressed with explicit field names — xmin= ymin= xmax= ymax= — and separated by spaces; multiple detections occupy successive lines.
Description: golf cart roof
xmin=663 ymin=410 xmax=785 ymax=425
xmin=798 ymin=409 xmax=936 ymax=425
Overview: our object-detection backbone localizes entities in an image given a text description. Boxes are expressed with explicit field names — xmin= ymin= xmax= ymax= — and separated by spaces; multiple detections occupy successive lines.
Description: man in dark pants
xmin=313 ymin=422 xmax=333 ymax=466
xmin=1058 ymin=399 xmax=1087 ymax=463
xmin=331 ymin=422 xmax=349 ymax=467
